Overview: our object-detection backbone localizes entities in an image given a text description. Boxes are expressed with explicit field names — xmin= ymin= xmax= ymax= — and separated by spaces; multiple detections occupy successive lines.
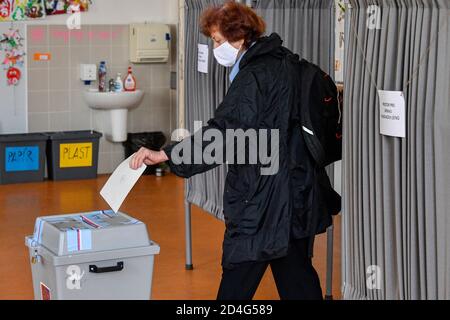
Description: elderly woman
xmin=131 ymin=1 xmax=340 ymax=300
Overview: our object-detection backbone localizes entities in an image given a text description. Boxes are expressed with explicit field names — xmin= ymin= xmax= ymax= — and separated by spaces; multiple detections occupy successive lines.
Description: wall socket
xmin=80 ymin=64 xmax=97 ymax=82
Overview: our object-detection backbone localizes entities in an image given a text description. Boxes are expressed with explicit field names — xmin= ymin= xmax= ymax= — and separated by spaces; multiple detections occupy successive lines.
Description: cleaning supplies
xmin=109 ymin=78 xmax=116 ymax=92
xmin=124 ymin=67 xmax=137 ymax=92
xmin=98 ymin=61 xmax=107 ymax=92
xmin=114 ymin=73 xmax=124 ymax=92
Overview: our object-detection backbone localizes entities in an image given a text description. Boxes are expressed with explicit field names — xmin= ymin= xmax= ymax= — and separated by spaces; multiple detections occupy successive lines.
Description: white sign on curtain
xmin=378 ymin=90 xmax=406 ymax=138
xmin=198 ymin=44 xmax=209 ymax=74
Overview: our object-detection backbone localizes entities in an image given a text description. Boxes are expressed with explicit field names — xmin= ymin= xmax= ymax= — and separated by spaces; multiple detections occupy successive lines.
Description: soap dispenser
xmin=114 ymin=73 xmax=124 ymax=92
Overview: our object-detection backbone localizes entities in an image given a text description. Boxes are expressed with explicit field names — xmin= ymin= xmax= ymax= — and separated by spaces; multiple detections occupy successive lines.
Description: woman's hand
xmin=130 ymin=147 xmax=169 ymax=170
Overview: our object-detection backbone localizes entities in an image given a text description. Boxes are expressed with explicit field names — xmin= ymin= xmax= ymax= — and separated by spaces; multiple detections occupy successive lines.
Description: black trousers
xmin=217 ymin=238 xmax=323 ymax=300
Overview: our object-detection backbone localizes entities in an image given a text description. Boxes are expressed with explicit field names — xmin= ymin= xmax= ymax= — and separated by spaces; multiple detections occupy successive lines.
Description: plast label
xmin=59 ymin=143 xmax=92 ymax=168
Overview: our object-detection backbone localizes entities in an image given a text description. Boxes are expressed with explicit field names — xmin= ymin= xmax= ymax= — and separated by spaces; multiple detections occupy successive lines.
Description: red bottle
xmin=124 ymin=67 xmax=137 ymax=92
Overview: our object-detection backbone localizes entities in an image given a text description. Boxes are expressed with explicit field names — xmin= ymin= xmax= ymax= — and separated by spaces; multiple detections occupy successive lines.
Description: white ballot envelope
xmin=100 ymin=154 xmax=147 ymax=213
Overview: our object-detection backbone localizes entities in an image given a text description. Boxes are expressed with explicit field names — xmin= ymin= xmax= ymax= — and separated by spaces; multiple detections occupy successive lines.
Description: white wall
xmin=0 ymin=23 xmax=28 ymax=134
xmin=28 ymin=0 xmax=178 ymax=25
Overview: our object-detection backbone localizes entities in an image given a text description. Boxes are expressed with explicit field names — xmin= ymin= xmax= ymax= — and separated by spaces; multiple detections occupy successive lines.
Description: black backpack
xmin=286 ymin=53 xmax=343 ymax=168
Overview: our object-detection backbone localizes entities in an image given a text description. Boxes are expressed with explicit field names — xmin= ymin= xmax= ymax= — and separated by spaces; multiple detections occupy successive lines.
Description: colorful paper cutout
xmin=6 ymin=66 xmax=21 ymax=85
xmin=0 ymin=0 xmax=12 ymax=19
xmin=26 ymin=0 xmax=45 ymax=18
xmin=0 ymin=0 xmax=45 ymax=21
xmin=1 ymin=28 xmax=25 ymax=86
xmin=44 ymin=0 xmax=89 ymax=15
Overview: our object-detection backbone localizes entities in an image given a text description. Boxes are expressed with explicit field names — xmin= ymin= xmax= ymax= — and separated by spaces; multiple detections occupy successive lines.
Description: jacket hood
xmin=240 ymin=33 xmax=284 ymax=69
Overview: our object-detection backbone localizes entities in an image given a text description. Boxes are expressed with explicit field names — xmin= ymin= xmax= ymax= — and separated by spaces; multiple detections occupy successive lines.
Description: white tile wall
xmin=27 ymin=24 xmax=177 ymax=174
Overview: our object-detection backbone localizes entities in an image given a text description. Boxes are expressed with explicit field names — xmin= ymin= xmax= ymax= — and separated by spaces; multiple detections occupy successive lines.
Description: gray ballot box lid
xmin=26 ymin=211 xmax=159 ymax=262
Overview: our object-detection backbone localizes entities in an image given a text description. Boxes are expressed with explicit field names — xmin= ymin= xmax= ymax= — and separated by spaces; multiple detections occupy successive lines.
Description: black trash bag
xmin=123 ymin=132 xmax=166 ymax=175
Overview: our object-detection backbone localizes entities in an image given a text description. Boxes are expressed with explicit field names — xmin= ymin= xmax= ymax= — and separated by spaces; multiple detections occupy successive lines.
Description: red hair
xmin=200 ymin=1 xmax=266 ymax=49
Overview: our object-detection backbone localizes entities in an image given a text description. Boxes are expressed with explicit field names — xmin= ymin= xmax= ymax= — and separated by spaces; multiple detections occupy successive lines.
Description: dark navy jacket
xmin=164 ymin=33 xmax=341 ymax=269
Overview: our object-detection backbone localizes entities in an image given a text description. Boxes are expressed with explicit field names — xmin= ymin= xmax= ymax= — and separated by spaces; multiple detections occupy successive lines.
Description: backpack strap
xmin=298 ymin=60 xmax=328 ymax=168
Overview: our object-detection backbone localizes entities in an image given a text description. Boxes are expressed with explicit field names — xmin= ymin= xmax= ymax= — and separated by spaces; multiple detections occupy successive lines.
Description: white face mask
xmin=213 ymin=41 xmax=241 ymax=67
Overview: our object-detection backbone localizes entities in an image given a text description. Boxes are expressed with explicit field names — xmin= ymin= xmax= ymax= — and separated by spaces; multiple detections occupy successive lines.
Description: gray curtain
xmin=183 ymin=0 xmax=335 ymax=220
xmin=342 ymin=0 xmax=450 ymax=299
xmin=254 ymin=0 xmax=335 ymax=75
xmin=184 ymin=0 xmax=229 ymax=219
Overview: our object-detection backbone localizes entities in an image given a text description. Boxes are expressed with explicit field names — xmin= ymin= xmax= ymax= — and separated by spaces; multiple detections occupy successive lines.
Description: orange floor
xmin=0 ymin=173 xmax=341 ymax=300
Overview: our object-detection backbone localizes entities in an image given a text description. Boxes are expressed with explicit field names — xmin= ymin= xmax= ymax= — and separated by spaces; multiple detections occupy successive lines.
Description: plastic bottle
xmin=124 ymin=67 xmax=137 ymax=92
xmin=108 ymin=78 xmax=115 ymax=92
xmin=114 ymin=73 xmax=124 ymax=92
xmin=98 ymin=61 xmax=107 ymax=92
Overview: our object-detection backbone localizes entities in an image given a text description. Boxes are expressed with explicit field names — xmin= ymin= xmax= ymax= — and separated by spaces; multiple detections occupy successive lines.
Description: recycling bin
xmin=25 ymin=210 xmax=160 ymax=300
xmin=0 ymin=133 xmax=47 ymax=185
xmin=123 ymin=132 xmax=166 ymax=175
xmin=45 ymin=131 xmax=102 ymax=181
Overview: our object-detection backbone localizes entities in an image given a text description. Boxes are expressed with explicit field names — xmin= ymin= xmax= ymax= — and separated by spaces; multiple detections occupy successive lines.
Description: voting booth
xmin=26 ymin=210 xmax=160 ymax=300
xmin=45 ymin=131 xmax=102 ymax=181
xmin=0 ymin=133 xmax=47 ymax=185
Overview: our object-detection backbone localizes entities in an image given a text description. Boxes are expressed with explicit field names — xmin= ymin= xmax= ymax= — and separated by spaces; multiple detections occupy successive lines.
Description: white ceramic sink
xmin=83 ymin=89 xmax=145 ymax=110
xmin=82 ymin=89 xmax=145 ymax=142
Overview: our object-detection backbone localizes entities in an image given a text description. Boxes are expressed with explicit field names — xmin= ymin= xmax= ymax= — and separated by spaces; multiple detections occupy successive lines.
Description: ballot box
xmin=25 ymin=210 xmax=160 ymax=300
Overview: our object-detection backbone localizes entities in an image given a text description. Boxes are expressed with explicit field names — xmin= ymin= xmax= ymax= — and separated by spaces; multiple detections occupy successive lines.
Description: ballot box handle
xmin=89 ymin=261 xmax=124 ymax=273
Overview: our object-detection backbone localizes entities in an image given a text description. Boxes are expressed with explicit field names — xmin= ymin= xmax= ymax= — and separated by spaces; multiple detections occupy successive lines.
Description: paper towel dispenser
xmin=129 ymin=23 xmax=171 ymax=64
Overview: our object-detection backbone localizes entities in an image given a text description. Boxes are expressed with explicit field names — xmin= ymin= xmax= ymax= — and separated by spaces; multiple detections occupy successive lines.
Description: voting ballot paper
xmin=100 ymin=155 xmax=147 ymax=213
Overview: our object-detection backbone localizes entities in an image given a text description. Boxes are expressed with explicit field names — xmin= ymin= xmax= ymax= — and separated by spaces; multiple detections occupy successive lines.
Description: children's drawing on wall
xmin=0 ymin=0 xmax=13 ymax=20
xmin=70 ymin=0 xmax=90 ymax=13
xmin=11 ymin=1 xmax=25 ymax=20
xmin=26 ymin=0 xmax=45 ymax=18
xmin=0 ymin=28 xmax=25 ymax=86
xmin=45 ymin=0 xmax=66 ymax=14
xmin=0 ymin=0 xmax=45 ymax=21
xmin=0 ymin=0 xmax=91 ymax=20
xmin=44 ymin=0 xmax=90 ymax=15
